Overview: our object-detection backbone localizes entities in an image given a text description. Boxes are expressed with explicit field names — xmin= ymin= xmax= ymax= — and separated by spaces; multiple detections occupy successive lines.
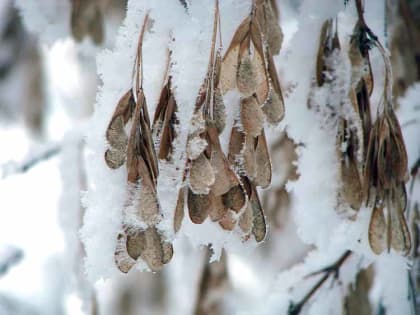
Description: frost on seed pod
xmin=254 ymin=130 xmax=272 ymax=188
xmin=262 ymin=89 xmax=284 ymax=124
xmin=153 ymin=76 xmax=179 ymax=161
xmin=255 ymin=0 xmax=283 ymax=55
xmin=213 ymin=88 xmax=226 ymax=134
xmin=173 ymin=187 xmax=185 ymax=233
xmin=209 ymin=193 xmax=228 ymax=222
xmin=188 ymin=189 xmax=212 ymax=224
xmin=242 ymin=178 xmax=266 ymax=242
xmin=219 ymin=210 xmax=237 ymax=231
xmin=105 ymin=89 xmax=135 ymax=169
xmin=189 ymin=153 xmax=215 ymax=194
xmin=336 ymin=118 xmax=363 ymax=211
xmin=240 ymin=95 xmax=265 ymax=137
xmin=237 ymin=54 xmax=257 ymax=96
xmin=207 ymin=127 xmax=240 ymax=196
xmin=125 ymin=226 xmax=173 ymax=272
xmin=114 ymin=232 xmax=136 ymax=273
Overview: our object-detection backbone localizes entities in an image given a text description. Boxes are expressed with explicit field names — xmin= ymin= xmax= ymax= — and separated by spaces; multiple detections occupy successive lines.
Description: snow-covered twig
xmin=288 ymin=250 xmax=352 ymax=315
xmin=0 ymin=245 xmax=23 ymax=277
xmin=0 ymin=143 xmax=61 ymax=178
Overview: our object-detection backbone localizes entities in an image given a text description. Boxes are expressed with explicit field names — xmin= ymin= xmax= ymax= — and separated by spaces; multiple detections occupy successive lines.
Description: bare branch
xmin=1 ymin=143 xmax=61 ymax=179
xmin=288 ymin=250 xmax=352 ymax=315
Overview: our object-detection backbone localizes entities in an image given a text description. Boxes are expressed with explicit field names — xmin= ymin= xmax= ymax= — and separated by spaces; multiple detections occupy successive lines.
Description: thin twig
xmin=1 ymin=144 xmax=61 ymax=179
xmin=288 ymin=250 xmax=352 ymax=315
xmin=0 ymin=246 xmax=23 ymax=277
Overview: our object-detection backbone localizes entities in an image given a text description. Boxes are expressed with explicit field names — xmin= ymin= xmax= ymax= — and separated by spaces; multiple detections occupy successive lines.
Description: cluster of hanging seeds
xmin=71 ymin=0 xmax=104 ymax=44
xmin=314 ymin=2 xmax=411 ymax=255
xmin=313 ymin=19 xmax=364 ymax=212
xmin=178 ymin=2 xmax=247 ymax=232
xmin=104 ymin=14 xmax=173 ymax=273
xmin=222 ymin=0 xmax=285 ymax=241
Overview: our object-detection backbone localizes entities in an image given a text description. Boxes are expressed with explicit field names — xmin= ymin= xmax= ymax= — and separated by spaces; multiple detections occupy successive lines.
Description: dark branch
xmin=1 ymin=143 xmax=61 ymax=179
xmin=288 ymin=250 xmax=352 ymax=315
xmin=0 ymin=246 xmax=23 ymax=277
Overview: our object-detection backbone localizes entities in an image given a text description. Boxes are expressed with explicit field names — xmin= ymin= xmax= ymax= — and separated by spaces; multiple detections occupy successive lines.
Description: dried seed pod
xmin=222 ymin=185 xmax=246 ymax=213
xmin=243 ymin=134 xmax=257 ymax=179
xmin=254 ymin=130 xmax=272 ymax=188
xmin=220 ymin=17 xmax=251 ymax=93
xmin=188 ymin=189 xmax=212 ymax=224
xmin=105 ymin=90 xmax=134 ymax=169
xmin=337 ymin=119 xmax=363 ymax=210
xmin=239 ymin=201 xmax=253 ymax=234
xmin=209 ymin=193 xmax=228 ymax=222
xmin=349 ymin=21 xmax=374 ymax=96
xmin=240 ymin=95 xmax=265 ymax=137
xmin=219 ymin=210 xmax=237 ymax=231
xmin=262 ymin=89 xmax=284 ymax=124
xmin=237 ymin=53 xmax=257 ymax=96
xmin=115 ymin=232 xmax=136 ymax=273
xmin=213 ymin=88 xmax=226 ymax=134
xmin=126 ymin=229 xmax=146 ymax=260
xmin=249 ymin=183 xmax=266 ymax=242
xmin=140 ymin=227 xmax=167 ymax=272
xmin=266 ymin=48 xmax=285 ymax=122
xmin=174 ymin=187 xmax=185 ymax=233
xmin=189 ymin=153 xmax=215 ymax=194
xmin=262 ymin=0 xmax=283 ymax=55
xmin=228 ymin=126 xmax=245 ymax=167
xmin=208 ymin=127 xmax=240 ymax=196
xmin=153 ymin=75 xmax=179 ymax=161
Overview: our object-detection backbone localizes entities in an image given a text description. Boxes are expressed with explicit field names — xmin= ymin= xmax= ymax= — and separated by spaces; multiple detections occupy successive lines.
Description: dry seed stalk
xmin=106 ymin=13 xmax=173 ymax=273
xmin=313 ymin=19 xmax=364 ymax=211
xmin=175 ymin=1 xmax=248 ymax=232
xmin=351 ymin=1 xmax=411 ymax=255
xmin=221 ymin=0 xmax=288 ymax=242
xmin=152 ymin=49 xmax=179 ymax=161
xmin=70 ymin=0 xmax=104 ymax=45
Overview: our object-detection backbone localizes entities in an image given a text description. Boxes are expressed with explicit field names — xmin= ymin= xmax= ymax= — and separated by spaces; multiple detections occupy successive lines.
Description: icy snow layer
xmin=82 ymin=0 xmax=254 ymax=281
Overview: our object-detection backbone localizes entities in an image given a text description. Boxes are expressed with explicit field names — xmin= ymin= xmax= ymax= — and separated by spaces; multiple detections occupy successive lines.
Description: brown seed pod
xmin=254 ymin=130 xmax=272 ymax=188
xmin=337 ymin=119 xmax=363 ymax=210
xmin=207 ymin=127 xmax=240 ymax=196
xmin=114 ymin=231 xmax=136 ymax=273
xmin=259 ymin=0 xmax=283 ymax=55
xmin=105 ymin=89 xmax=135 ymax=169
xmin=213 ymin=88 xmax=226 ymax=134
xmin=239 ymin=201 xmax=253 ymax=235
xmin=219 ymin=210 xmax=237 ymax=231
xmin=249 ymin=183 xmax=266 ymax=242
xmin=126 ymin=229 xmax=146 ymax=260
xmin=237 ymin=53 xmax=257 ymax=96
xmin=153 ymin=75 xmax=179 ymax=161
xmin=262 ymin=89 xmax=284 ymax=124
xmin=240 ymin=95 xmax=265 ymax=137
xmin=222 ymin=185 xmax=246 ymax=213
xmin=188 ymin=189 xmax=212 ymax=224
xmin=174 ymin=187 xmax=185 ymax=233
xmin=189 ymin=153 xmax=215 ymax=194
xmin=209 ymin=193 xmax=228 ymax=222
xmin=140 ymin=227 xmax=170 ymax=272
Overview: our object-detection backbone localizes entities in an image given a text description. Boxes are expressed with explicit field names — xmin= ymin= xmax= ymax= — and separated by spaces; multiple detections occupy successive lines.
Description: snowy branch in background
xmin=0 ymin=245 xmax=23 ymax=277
xmin=0 ymin=142 xmax=60 ymax=179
